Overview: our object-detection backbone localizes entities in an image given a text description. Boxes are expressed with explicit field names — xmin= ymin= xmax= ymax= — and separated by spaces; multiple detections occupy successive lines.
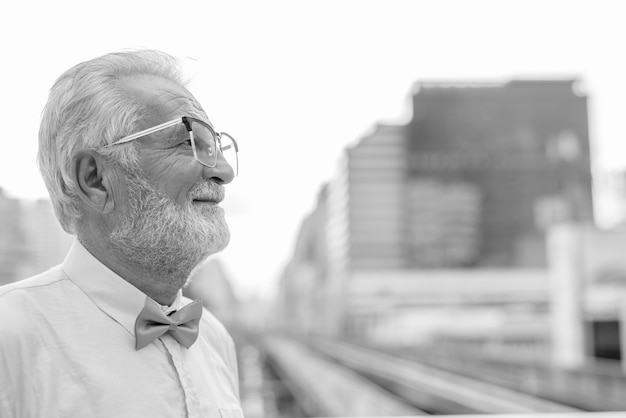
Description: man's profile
xmin=0 ymin=50 xmax=243 ymax=417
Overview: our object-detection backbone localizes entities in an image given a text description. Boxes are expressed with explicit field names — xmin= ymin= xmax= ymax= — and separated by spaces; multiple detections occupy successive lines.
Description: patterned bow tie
xmin=134 ymin=297 xmax=203 ymax=350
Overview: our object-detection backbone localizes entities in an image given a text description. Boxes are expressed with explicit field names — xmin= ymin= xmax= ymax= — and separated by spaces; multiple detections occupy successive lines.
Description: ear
xmin=71 ymin=150 xmax=115 ymax=214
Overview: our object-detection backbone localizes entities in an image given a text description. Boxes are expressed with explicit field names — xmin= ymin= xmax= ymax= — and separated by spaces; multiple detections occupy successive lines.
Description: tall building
xmin=279 ymin=185 xmax=331 ymax=334
xmin=281 ymin=79 xmax=595 ymax=337
xmin=408 ymin=80 xmax=594 ymax=267
xmin=279 ymin=124 xmax=408 ymax=335
xmin=327 ymin=124 xmax=407 ymax=271
xmin=406 ymin=179 xmax=481 ymax=267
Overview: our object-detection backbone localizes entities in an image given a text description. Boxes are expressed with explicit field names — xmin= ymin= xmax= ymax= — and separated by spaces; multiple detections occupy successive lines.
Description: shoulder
xmin=0 ymin=267 xmax=73 ymax=413
xmin=0 ymin=265 xmax=68 ymax=299
xmin=0 ymin=267 xmax=70 ymax=383
xmin=200 ymin=303 xmax=235 ymax=347
xmin=0 ymin=266 xmax=69 ymax=335
xmin=201 ymin=307 xmax=239 ymax=372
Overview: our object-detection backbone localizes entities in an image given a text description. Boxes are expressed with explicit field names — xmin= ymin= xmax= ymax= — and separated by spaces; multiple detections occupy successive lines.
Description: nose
xmin=203 ymin=153 xmax=235 ymax=185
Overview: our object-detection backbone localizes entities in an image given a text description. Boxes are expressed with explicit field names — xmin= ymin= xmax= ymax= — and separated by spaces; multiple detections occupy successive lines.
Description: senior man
xmin=0 ymin=50 xmax=242 ymax=418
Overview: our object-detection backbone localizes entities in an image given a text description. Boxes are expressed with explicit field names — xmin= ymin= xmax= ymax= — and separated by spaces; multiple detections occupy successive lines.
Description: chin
xmin=191 ymin=223 xmax=230 ymax=263
xmin=202 ymin=214 xmax=230 ymax=252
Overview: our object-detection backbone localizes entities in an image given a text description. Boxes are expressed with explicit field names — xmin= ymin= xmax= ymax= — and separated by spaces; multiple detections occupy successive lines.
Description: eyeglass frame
xmin=101 ymin=116 xmax=239 ymax=176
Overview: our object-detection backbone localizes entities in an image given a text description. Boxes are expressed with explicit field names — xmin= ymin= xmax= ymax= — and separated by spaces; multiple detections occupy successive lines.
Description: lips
xmin=192 ymin=197 xmax=220 ymax=204
xmin=189 ymin=182 xmax=225 ymax=204
xmin=191 ymin=193 xmax=223 ymax=204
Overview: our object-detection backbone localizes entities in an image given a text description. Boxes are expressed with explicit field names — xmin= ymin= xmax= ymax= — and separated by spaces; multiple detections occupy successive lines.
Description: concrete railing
xmin=309 ymin=414 xmax=626 ymax=418
xmin=397 ymin=344 xmax=626 ymax=411
xmin=261 ymin=335 xmax=426 ymax=417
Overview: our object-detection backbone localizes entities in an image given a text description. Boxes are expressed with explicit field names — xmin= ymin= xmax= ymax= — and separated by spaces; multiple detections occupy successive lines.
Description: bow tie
xmin=134 ymin=297 xmax=203 ymax=350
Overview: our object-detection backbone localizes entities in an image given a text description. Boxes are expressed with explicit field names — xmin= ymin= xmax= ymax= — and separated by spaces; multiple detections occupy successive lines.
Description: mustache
xmin=188 ymin=181 xmax=225 ymax=203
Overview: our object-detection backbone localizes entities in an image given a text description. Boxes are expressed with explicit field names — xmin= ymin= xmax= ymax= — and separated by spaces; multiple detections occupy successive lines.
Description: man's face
xmin=107 ymin=75 xmax=235 ymax=276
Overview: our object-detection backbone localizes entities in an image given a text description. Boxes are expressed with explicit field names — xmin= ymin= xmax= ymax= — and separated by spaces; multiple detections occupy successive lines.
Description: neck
xmin=78 ymin=233 xmax=190 ymax=306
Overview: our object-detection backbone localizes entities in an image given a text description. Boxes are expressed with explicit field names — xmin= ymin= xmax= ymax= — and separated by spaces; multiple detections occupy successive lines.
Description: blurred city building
xmin=345 ymin=269 xmax=550 ymax=350
xmin=408 ymin=80 xmax=593 ymax=267
xmin=0 ymin=194 xmax=72 ymax=285
xmin=0 ymin=189 xmax=29 ymax=285
xmin=406 ymin=179 xmax=481 ymax=267
xmin=279 ymin=79 xmax=596 ymax=349
xmin=278 ymin=185 xmax=331 ymax=335
xmin=549 ymin=224 xmax=626 ymax=370
xmin=595 ymin=169 xmax=626 ymax=227
xmin=17 ymin=199 xmax=74 ymax=279
xmin=332 ymin=124 xmax=407 ymax=271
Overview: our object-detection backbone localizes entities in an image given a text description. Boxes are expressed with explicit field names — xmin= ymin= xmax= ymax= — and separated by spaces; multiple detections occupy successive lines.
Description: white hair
xmin=37 ymin=50 xmax=187 ymax=234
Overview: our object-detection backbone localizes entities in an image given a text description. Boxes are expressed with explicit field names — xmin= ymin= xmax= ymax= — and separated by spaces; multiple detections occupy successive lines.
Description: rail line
xmin=384 ymin=344 xmax=626 ymax=412
xmin=261 ymin=335 xmax=427 ymax=417
xmin=309 ymin=337 xmax=587 ymax=415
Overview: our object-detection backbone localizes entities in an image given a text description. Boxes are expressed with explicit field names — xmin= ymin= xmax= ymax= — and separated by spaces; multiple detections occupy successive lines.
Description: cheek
xmin=141 ymin=154 xmax=203 ymax=204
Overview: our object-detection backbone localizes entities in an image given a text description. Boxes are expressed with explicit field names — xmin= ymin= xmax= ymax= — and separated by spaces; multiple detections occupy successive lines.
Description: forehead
xmin=120 ymin=74 xmax=208 ymax=124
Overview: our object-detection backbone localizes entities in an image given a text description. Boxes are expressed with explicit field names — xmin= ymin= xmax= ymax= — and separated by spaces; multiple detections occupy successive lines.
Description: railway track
xmin=268 ymin=336 xmax=584 ymax=415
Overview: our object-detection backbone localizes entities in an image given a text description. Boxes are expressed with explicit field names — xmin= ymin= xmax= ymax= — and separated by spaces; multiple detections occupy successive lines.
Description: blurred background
xmin=2 ymin=1 xmax=626 ymax=417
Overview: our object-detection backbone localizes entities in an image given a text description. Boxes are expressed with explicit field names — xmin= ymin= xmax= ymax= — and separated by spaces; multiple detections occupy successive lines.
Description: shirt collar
xmin=62 ymin=239 xmax=183 ymax=337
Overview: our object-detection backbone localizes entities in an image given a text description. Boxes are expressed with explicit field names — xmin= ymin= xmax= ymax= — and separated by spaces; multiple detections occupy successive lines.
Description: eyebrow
xmin=131 ymin=123 xmax=185 ymax=149
xmin=161 ymin=123 xmax=189 ymax=144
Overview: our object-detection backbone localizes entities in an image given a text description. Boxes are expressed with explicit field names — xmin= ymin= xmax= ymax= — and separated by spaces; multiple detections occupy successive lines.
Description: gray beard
xmin=108 ymin=172 xmax=230 ymax=280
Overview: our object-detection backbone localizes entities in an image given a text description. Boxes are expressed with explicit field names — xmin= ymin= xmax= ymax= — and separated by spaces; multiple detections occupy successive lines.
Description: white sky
xmin=1 ymin=0 xmax=625 ymax=299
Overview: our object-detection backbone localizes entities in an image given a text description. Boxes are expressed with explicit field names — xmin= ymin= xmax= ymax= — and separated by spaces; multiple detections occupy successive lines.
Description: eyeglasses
xmin=102 ymin=116 xmax=239 ymax=176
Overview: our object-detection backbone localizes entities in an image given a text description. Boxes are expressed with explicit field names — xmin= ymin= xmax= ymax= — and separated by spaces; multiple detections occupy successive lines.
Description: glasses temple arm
xmin=102 ymin=118 xmax=184 ymax=148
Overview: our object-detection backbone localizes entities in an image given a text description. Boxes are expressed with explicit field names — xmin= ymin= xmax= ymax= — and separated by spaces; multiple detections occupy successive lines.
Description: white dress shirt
xmin=0 ymin=240 xmax=243 ymax=418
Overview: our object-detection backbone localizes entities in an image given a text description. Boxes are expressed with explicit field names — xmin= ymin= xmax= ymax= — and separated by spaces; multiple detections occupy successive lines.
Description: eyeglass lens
xmin=190 ymin=120 xmax=238 ymax=175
